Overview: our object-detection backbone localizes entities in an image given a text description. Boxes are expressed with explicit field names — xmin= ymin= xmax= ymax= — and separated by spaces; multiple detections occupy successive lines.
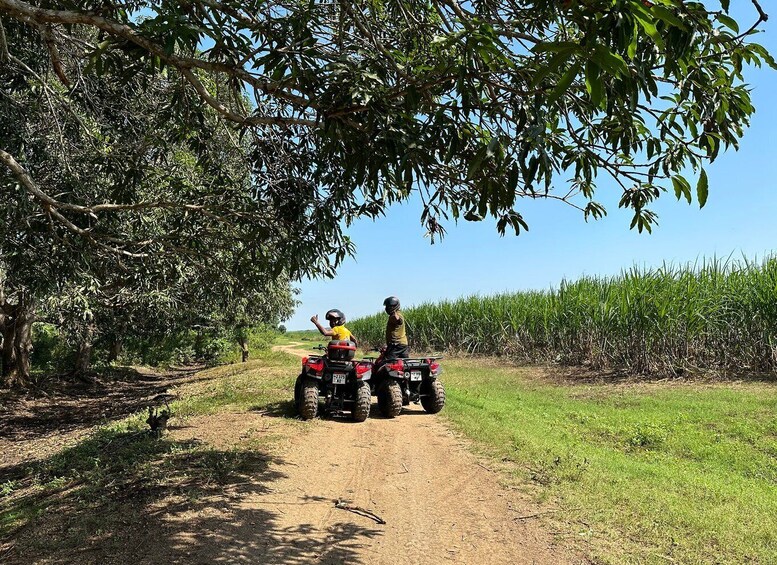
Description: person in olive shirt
xmin=383 ymin=296 xmax=409 ymax=359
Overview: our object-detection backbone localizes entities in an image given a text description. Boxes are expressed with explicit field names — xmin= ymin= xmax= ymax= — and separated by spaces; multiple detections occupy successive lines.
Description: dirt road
xmin=218 ymin=408 xmax=578 ymax=564
xmin=184 ymin=343 xmax=577 ymax=564
xmin=3 ymin=347 xmax=582 ymax=564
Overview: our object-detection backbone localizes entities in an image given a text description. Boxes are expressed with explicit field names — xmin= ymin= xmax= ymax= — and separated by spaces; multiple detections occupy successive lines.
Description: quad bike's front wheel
xmin=299 ymin=377 xmax=320 ymax=420
xmin=421 ymin=379 xmax=446 ymax=414
xmin=352 ymin=382 xmax=371 ymax=422
xmin=378 ymin=380 xmax=403 ymax=418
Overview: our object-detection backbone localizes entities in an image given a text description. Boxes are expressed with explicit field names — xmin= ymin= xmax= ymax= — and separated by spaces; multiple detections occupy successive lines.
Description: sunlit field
xmin=441 ymin=359 xmax=777 ymax=564
xmin=352 ymin=258 xmax=777 ymax=377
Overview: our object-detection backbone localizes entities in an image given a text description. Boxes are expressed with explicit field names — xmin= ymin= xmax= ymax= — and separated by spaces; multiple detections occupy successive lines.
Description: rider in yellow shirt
xmin=310 ymin=309 xmax=358 ymax=346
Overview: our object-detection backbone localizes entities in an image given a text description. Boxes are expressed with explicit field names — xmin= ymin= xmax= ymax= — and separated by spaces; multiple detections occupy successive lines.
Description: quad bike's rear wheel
xmin=299 ymin=377 xmax=319 ymax=420
xmin=378 ymin=380 xmax=403 ymax=418
xmin=352 ymin=382 xmax=371 ymax=422
xmin=421 ymin=379 xmax=446 ymax=414
xmin=293 ymin=374 xmax=304 ymax=409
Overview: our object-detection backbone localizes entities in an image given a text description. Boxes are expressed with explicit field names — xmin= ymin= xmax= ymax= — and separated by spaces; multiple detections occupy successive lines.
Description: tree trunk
xmin=0 ymin=286 xmax=5 ymax=363
xmin=107 ymin=337 xmax=122 ymax=363
xmin=72 ymin=324 xmax=96 ymax=380
xmin=1 ymin=304 xmax=17 ymax=384
xmin=194 ymin=327 xmax=205 ymax=359
xmin=107 ymin=321 xmax=127 ymax=363
xmin=1 ymin=302 xmax=34 ymax=388
xmin=73 ymin=342 xmax=93 ymax=377
xmin=239 ymin=336 xmax=249 ymax=363
xmin=14 ymin=309 xmax=34 ymax=385
xmin=0 ymin=303 xmax=5 ymax=359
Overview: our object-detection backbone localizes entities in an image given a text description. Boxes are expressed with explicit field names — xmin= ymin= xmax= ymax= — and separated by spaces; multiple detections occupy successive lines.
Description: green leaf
xmin=672 ymin=175 xmax=691 ymax=204
xmin=750 ymin=44 xmax=777 ymax=70
xmin=466 ymin=145 xmax=488 ymax=181
xmin=627 ymin=26 xmax=638 ymax=60
xmin=548 ymin=62 xmax=581 ymax=103
xmin=652 ymin=7 xmax=687 ymax=31
xmin=585 ymin=62 xmax=604 ymax=107
xmin=531 ymin=47 xmax=578 ymax=89
xmin=513 ymin=213 xmax=529 ymax=233
xmin=532 ymin=42 xmax=579 ymax=54
xmin=633 ymin=7 xmax=665 ymax=49
xmin=478 ymin=186 xmax=489 ymax=218
xmin=507 ymin=163 xmax=520 ymax=192
xmin=697 ymin=168 xmax=709 ymax=209
xmin=583 ymin=201 xmax=607 ymax=222
xmin=486 ymin=136 xmax=500 ymax=158
xmin=464 ymin=209 xmax=483 ymax=222
xmin=717 ymin=14 xmax=739 ymax=34
xmin=591 ymin=45 xmax=629 ymax=78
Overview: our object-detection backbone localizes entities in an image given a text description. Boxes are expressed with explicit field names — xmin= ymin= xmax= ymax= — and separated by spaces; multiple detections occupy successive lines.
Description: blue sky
xmin=285 ymin=9 xmax=777 ymax=330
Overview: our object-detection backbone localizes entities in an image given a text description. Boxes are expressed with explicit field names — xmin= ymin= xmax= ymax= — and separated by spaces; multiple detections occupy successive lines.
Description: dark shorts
xmin=385 ymin=343 xmax=409 ymax=360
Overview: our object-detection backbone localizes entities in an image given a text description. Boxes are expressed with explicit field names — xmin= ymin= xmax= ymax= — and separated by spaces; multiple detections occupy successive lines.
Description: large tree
xmin=0 ymin=1 xmax=773 ymax=386
xmin=1 ymin=0 xmax=772 ymax=246
xmin=0 ymin=18 xmax=300 ymax=384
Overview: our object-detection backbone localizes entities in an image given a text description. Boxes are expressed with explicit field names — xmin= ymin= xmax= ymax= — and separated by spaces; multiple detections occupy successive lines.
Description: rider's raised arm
xmin=310 ymin=315 xmax=334 ymax=337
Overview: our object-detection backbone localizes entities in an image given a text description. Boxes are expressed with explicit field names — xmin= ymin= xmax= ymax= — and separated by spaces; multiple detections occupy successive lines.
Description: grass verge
xmin=441 ymin=359 xmax=777 ymax=564
xmin=275 ymin=329 xmax=322 ymax=345
xmin=0 ymin=349 xmax=301 ymax=559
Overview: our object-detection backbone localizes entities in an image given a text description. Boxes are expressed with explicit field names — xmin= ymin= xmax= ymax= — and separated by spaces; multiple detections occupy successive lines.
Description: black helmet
xmin=383 ymin=296 xmax=400 ymax=313
xmin=325 ymin=309 xmax=346 ymax=326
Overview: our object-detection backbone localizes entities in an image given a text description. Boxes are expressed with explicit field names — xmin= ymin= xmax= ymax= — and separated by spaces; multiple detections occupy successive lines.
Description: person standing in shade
xmin=383 ymin=296 xmax=408 ymax=359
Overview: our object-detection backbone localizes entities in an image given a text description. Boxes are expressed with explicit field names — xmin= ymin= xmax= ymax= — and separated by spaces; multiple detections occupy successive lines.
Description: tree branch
xmin=37 ymin=22 xmax=70 ymax=87
xmin=0 ymin=148 xmax=234 ymax=233
xmin=0 ymin=0 xmax=315 ymax=113
xmin=0 ymin=15 xmax=9 ymax=63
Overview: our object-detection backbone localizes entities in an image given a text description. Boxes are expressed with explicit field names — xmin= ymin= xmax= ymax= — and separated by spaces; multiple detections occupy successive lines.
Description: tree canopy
xmin=0 ymin=1 xmax=773 ymax=385
xmin=1 ymin=0 xmax=773 ymax=253
xmin=0 ymin=17 xmax=298 ymax=383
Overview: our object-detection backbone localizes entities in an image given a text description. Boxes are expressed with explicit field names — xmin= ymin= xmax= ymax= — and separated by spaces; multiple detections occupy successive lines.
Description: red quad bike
xmin=370 ymin=349 xmax=446 ymax=418
xmin=294 ymin=340 xmax=373 ymax=422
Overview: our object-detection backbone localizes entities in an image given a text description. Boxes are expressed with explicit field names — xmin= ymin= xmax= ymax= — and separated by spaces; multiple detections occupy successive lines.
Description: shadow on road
xmin=2 ymin=426 xmax=381 ymax=565
xmin=0 ymin=366 xmax=216 ymax=444
xmin=252 ymin=399 xmax=297 ymax=419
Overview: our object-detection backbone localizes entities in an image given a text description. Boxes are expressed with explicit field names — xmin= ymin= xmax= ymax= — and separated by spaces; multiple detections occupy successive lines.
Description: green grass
xmin=276 ymin=329 xmax=324 ymax=344
xmin=173 ymin=349 xmax=299 ymax=414
xmin=214 ymin=325 xmax=281 ymax=365
xmin=7 ymin=346 xmax=776 ymax=563
xmin=441 ymin=359 xmax=777 ymax=563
